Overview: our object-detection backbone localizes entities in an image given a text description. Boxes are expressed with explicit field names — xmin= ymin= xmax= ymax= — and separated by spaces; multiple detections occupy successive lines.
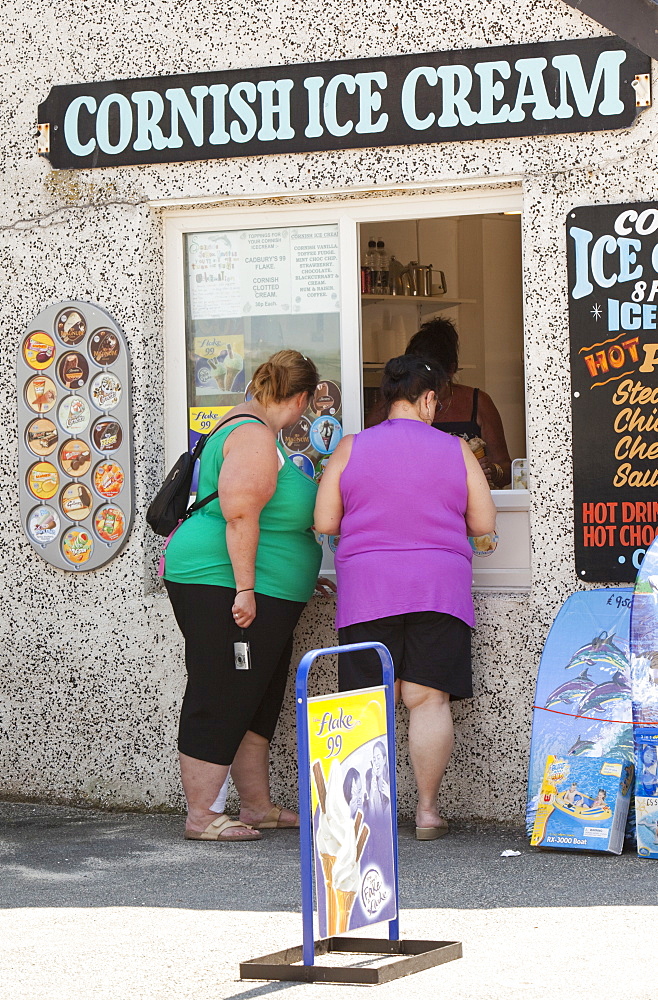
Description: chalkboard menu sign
xmin=569 ymin=203 xmax=658 ymax=581
xmin=17 ymin=301 xmax=133 ymax=571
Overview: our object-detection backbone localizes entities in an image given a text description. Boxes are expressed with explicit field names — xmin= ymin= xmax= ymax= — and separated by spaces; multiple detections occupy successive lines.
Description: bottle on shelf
xmin=375 ymin=239 xmax=389 ymax=295
xmin=387 ymin=255 xmax=404 ymax=295
xmin=361 ymin=239 xmax=377 ymax=295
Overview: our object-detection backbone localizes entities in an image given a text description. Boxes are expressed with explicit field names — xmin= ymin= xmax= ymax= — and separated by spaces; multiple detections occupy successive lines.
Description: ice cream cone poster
xmin=307 ymin=687 xmax=397 ymax=937
xmin=192 ymin=335 xmax=244 ymax=393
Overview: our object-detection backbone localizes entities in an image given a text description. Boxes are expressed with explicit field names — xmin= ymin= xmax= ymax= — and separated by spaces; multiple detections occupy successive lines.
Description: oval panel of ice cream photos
xmin=17 ymin=302 xmax=133 ymax=570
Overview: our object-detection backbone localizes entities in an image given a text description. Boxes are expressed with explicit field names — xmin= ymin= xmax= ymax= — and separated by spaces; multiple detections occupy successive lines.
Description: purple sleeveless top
xmin=335 ymin=419 xmax=474 ymax=629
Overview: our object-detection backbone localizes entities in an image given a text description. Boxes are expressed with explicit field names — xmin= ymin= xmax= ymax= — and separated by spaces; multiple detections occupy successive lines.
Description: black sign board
xmin=561 ymin=0 xmax=658 ymax=62
xmin=38 ymin=36 xmax=649 ymax=170
xmin=569 ymin=202 xmax=658 ymax=582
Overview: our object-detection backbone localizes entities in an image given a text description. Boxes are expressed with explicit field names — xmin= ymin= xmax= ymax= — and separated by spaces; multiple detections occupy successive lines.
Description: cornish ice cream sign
xmin=38 ymin=37 xmax=649 ymax=169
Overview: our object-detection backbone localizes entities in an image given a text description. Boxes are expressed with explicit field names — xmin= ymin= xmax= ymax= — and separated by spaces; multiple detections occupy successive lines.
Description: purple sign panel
xmin=307 ymin=687 xmax=397 ymax=936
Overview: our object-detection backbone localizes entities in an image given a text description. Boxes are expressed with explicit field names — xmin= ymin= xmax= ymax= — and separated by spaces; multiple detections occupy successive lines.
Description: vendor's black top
xmin=433 ymin=387 xmax=481 ymax=441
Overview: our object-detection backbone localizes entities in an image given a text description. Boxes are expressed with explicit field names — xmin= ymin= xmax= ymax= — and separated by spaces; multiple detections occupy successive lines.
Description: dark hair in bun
xmin=381 ymin=354 xmax=447 ymax=414
xmin=250 ymin=350 xmax=319 ymax=405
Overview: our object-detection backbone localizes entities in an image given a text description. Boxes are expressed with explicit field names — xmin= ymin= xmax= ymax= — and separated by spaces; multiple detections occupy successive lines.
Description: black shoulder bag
xmin=147 ymin=413 xmax=267 ymax=537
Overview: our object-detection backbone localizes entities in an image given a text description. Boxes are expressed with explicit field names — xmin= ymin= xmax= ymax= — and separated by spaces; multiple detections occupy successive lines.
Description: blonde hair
xmin=250 ymin=350 xmax=319 ymax=406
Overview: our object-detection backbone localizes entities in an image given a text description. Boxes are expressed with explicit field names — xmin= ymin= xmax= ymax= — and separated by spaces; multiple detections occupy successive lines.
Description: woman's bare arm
xmin=313 ymin=435 xmax=354 ymax=535
xmin=219 ymin=423 xmax=279 ymax=626
xmin=477 ymin=389 xmax=512 ymax=488
xmin=460 ymin=439 xmax=497 ymax=537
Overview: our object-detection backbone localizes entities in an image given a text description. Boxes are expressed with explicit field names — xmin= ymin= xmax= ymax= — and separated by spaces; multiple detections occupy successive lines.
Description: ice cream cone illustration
xmin=33 ymin=377 xmax=46 ymax=411
xmin=208 ymin=351 xmax=228 ymax=390
xmin=214 ymin=365 xmax=228 ymax=391
xmin=313 ymin=761 xmax=340 ymax=935
xmin=313 ymin=760 xmax=373 ymax=937
xmin=336 ymin=890 xmax=357 ymax=932
xmin=320 ymin=852 xmax=338 ymax=934
xmin=225 ymin=343 xmax=243 ymax=390
xmin=326 ymin=760 xmax=362 ymax=935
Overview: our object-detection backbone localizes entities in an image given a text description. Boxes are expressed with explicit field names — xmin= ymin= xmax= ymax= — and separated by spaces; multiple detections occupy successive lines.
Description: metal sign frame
xmin=240 ymin=641 xmax=461 ymax=985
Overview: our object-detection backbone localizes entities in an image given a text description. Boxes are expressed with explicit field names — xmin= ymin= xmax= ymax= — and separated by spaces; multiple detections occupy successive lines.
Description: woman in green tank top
xmin=163 ymin=351 xmax=323 ymax=842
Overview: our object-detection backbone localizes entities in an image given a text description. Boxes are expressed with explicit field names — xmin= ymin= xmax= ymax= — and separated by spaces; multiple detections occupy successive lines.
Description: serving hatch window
xmin=182 ymin=224 xmax=343 ymax=477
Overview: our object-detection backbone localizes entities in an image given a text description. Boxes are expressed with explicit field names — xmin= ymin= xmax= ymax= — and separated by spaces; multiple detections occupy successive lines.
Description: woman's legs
xmin=400 ymin=681 xmax=454 ymax=829
xmin=166 ymin=582 xmax=304 ymax=833
xmin=232 ymin=630 xmax=301 ymax=826
xmin=231 ymin=730 xmax=298 ymax=826
xmin=179 ymin=752 xmax=259 ymax=839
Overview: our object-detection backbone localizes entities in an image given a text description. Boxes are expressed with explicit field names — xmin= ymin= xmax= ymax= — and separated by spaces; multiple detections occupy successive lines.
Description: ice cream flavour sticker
xmin=62 ymin=528 xmax=93 ymax=564
xmin=90 ymin=372 xmax=122 ymax=410
xmin=28 ymin=505 xmax=60 ymax=545
xmin=23 ymin=332 xmax=56 ymax=370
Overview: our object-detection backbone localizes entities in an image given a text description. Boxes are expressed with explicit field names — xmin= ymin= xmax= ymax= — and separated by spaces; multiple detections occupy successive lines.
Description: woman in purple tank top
xmin=315 ymin=355 xmax=495 ymax=840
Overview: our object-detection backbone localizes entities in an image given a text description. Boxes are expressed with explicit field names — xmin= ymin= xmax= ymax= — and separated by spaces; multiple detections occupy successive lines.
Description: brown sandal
xmin=415 ymin=821 xmax=449 ymax=841
xmin=249 ymin=805 xmax=300 ymax=830
xmin=185 ymin=815 xmax=262 ymax=841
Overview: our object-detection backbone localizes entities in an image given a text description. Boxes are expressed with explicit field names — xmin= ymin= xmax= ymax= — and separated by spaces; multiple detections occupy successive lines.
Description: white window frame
xmin=163 ymin=185 xmax=529 ymax=590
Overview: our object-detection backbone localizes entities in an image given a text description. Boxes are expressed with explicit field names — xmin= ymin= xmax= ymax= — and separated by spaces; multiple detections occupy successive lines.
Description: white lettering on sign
xmin=399 ymin=49 xmax=626 ymax=131
xmin=58 ymin=46 xmax=630 ymax=158
xmin=63 ymin=95 xmax=97 ymax=156
xmin=132 ymin=91 xmax=168 ymax=151
xmin=570 ymin=213 xmax=651 ymax=301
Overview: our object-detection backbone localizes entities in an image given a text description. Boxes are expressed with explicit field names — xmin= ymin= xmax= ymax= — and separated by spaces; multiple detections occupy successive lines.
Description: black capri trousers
xmin=338 ymin=610 xmax=472 ymax=700
xmin=165 ymin=581 xmax=306 ymax=765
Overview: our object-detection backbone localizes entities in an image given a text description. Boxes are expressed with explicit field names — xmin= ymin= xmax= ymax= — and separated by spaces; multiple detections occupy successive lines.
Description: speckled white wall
xmin=1 ymin=0 xmax=656 ymax=822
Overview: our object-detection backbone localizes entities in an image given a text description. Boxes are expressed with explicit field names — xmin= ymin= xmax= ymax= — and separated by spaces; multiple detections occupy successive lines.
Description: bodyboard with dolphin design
xmin=630 ymin=541 xmax=658 ymax=858
xmin=526 ymin=588 xmax=633 ymax=838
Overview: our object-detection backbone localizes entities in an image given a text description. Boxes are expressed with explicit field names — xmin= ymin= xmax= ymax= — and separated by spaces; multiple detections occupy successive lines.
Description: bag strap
xmin=470 ymin=387 xmax=479 ymax=424
xmin=186 ymin=413 xmax=268 ymax=517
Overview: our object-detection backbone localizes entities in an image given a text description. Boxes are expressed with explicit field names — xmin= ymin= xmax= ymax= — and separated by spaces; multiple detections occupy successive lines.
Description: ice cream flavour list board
xmin=568 ymin=202 xmax=658 ymax=582
xmin=17 ymin=302 xmax=133 ymax=571
xmin=186 ymin=225 xmax=340 ymax=320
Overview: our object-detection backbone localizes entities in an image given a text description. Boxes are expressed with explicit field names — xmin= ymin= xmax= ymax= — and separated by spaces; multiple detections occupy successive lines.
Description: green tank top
xmin=163 ymin=418 xmax=322 ymax=601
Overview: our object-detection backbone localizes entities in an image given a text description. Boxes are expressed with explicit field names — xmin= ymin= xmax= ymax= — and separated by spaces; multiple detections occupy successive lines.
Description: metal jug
xmin=401 ymin=261 xmax=433 ymax=296
xmin=433 ymin=270 xmax=447 ymax=295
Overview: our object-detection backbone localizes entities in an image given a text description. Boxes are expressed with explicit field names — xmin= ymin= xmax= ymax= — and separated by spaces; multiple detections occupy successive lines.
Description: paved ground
xmin=0 ymin=801 xmax=656 ymax=1000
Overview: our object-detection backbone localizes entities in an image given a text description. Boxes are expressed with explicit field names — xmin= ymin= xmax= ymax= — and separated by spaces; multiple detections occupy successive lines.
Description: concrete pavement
xmin=0 ymin=800 xmax=656 ymax=999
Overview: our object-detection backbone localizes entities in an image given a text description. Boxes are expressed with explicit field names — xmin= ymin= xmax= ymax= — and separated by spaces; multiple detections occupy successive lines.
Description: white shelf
xmin=361 ymin=294 xmax=476 ymax=307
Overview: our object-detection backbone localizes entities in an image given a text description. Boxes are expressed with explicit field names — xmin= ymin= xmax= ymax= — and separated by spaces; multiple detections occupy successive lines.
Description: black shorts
xmin=338 ymin=611 xmax=472 ymax=700
xmin=165 ymin=581 xmax=306 ymax=765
